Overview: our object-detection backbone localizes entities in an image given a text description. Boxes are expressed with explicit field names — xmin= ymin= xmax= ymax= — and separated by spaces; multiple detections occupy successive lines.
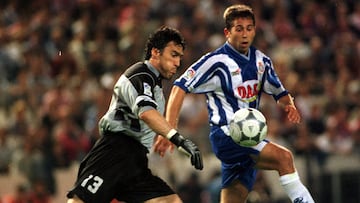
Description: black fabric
xmin=66 ymin=132 xmax=175 ymax=203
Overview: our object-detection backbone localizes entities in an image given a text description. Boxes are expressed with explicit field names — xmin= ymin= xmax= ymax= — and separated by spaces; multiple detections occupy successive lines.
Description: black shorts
xmin=66 ymin=132 xmax=175 ymax=203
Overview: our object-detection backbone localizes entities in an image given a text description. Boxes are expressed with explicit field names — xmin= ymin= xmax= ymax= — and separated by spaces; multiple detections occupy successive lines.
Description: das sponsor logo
xmin=236 ymin=80 xmax=259 ymax=102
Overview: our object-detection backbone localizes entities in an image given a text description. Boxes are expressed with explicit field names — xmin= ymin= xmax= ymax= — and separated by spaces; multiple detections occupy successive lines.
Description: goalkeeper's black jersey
xmin=99 ymin=61 xmax=165 ymax=149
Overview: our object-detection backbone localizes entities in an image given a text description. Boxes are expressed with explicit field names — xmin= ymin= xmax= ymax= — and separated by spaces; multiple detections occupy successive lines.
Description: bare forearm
xmin=277 ymin=94 xmax=301 ymax=123
xmin=166 ymin=86 xmax=186 ymax=128
xmin=277 ymin=94 xmax=295 ymax=108
xmin=140 ymin=109 xmax=173 ymax=137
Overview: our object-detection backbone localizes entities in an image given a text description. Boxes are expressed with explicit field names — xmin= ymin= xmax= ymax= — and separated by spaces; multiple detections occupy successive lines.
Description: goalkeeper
xmin=66 ymin=26 xmax=203 ymax=203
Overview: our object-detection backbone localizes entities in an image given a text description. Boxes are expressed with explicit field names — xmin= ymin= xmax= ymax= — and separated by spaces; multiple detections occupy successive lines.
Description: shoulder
xmin=200 ymin=44 xmax=230 ymax=61
xmin=124 ymin=62 xmax=149 ymax=77
xmin=196 ymin=48 xmax=234 ymax=65
xmin=252 ymin=47 xmax=273 ymax=68
xmin=252 ymin=47 xmax=271 ymax=60
xmin=124 ymin=62 xmax=157 ymax=86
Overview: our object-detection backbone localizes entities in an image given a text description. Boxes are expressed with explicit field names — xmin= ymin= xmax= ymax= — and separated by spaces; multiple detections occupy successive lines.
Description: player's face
xmin=155 ymin=41 xmax=184 ymax=79
xmin=224 ymin=17 xmax=255 ymax=55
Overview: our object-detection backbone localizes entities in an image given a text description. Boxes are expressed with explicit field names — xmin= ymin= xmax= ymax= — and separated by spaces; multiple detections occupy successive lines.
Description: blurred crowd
xmin=0 ymin=0 xmax=359 ymax=202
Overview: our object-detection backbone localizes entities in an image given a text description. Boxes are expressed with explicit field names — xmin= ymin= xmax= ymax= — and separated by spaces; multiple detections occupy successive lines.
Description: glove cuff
xmin=167 ymin=130 xmax=185 ymax=147
xmin=166 ymin=129 xmax=178 ymax=139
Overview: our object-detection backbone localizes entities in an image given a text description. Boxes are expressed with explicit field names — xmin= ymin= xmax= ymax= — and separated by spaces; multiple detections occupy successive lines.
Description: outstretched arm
xmin=277 ymin=94 xmax=301 ymax=123
xmin=140 ymin=109 xmax=174 ymax=138
xmin=141 ymin=106 xmax=203 ymax=170
xmin=166 ymin=86 xmax=187 ymax=127
xmin=153 ymin=86 xmax=187 ymax=156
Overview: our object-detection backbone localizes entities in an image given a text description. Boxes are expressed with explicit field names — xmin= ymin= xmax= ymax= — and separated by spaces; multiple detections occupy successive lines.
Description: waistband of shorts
xmin=101 ymin=130 xmax=149 ymax=152
xmin=102 ymin=130 xmax=124 ymax=137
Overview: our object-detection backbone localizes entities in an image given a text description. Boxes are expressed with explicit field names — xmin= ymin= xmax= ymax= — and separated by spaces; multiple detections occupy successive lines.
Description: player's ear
xmin=151 ymin=48 xmax=161 ymax=59
xmin=224 ymin=28 xmax=230 ymax=38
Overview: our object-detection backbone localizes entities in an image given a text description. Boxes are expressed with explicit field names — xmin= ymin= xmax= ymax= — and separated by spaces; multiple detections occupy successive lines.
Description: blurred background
xmin=0 ymin=0 xmax=359 ymax=202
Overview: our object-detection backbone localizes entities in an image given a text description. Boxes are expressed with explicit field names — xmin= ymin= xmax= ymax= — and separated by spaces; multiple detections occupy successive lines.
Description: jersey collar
xmin=225 ymin=41 xmax=251 ymax=60
xmin=144 ymin=60 xmax=161 ymax=79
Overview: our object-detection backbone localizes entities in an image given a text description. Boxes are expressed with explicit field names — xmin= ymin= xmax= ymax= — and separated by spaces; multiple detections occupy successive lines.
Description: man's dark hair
xmin=223 ymin=4 xmax=255 ymax=29
xmin=144 ymin=26 xmax=185 ymax=60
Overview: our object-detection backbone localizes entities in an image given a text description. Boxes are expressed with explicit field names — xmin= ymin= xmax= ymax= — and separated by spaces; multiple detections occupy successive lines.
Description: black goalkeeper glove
xmin=167 ymin=130 xmax=203 ymax=170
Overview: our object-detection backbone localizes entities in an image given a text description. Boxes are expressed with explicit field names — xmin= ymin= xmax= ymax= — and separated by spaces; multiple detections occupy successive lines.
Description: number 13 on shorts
xmin=81 ymin=174 xmax=104 ymax=194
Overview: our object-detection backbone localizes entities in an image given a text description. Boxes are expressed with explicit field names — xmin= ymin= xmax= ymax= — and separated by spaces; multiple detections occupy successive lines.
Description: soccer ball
xmin=229 ymin=108 xmax=268 ymax=147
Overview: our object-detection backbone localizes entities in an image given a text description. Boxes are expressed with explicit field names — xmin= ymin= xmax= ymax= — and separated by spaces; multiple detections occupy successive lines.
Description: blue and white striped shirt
xmin=174 ymin=42 xmax=288 ymax=128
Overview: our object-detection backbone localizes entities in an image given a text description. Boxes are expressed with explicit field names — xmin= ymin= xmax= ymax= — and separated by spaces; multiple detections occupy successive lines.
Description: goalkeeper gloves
xmin=167 ymin=129 xmax=203 ymax=170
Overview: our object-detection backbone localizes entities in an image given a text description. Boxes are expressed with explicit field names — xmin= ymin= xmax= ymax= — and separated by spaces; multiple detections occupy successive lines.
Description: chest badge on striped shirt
xmin=258 ymin=62 xmax=265 ymax=73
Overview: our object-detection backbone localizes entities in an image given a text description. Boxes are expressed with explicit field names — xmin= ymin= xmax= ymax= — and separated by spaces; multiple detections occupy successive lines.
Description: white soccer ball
xmin=229 ymin=108 xmax=268 ymax=147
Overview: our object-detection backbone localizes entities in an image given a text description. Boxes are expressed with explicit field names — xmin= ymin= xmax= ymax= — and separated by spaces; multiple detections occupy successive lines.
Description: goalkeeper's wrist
xmin=166 ymin=129 xmax=185 ymax=147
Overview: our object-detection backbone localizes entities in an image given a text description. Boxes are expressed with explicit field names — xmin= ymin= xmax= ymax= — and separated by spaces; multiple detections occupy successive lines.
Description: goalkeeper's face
xmin=152 ymin=41 xmax=184 ymax=80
